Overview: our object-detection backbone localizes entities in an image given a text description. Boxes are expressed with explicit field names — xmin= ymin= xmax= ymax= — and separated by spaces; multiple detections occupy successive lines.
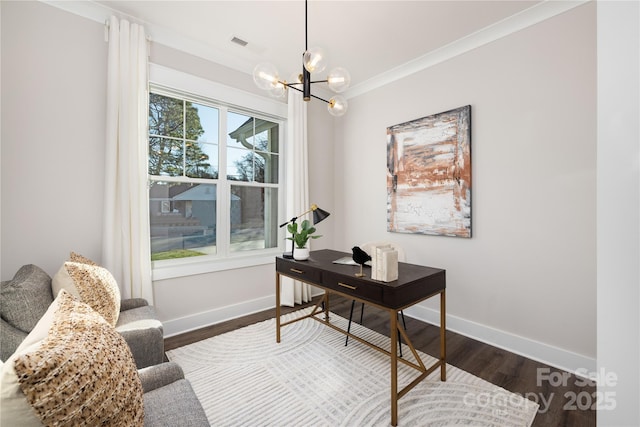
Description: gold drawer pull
xmin=290 ymin=268 xmax=304 ymax=274
xmin=338 ymin=282 xmax=357 ymax=290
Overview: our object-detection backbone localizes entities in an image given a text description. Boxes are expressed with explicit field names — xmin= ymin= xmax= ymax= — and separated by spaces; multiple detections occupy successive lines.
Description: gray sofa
xmin=1 ymin=264 xmax=210 ymax=426
xmin=1 ymin=264 xmax=163 ymax=368
xmin=139 ymin=362 xmax=210 ymax=426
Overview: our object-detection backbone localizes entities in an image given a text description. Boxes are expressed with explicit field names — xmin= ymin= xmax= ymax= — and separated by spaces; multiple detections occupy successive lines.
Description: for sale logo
xmin=537 ymin=367 xmax=617 ymax=412
xmin=463 ymin=367 xmax=617 ymax=417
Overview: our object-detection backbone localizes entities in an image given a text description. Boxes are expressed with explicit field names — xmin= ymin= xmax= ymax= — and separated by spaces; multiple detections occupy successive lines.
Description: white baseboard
xmin=163 ymin=293 xmax=596 ymax=377
xmin=162 ymin=290 xmax=328 ymax=337
xmin=162 ymin=295 xmax=275 ymax=338
xmin=403 ymin=304 xmax=596 ymax=378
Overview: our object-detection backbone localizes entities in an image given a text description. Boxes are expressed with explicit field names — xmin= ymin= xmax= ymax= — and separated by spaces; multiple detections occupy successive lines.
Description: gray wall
xmin=1 ymin=1 xmax=107 ymax=275
xmin=334 ymin=3 xmax=596 ymax=369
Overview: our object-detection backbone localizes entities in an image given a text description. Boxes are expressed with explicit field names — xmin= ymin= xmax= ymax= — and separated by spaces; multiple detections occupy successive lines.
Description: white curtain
xmin=102 ymin=16 xmax=153 ymax=303
xmin=280 ymin=89 xmax=313 ymax=307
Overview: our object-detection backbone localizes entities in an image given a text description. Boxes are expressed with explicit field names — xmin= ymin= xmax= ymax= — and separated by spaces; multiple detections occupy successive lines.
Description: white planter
xmin=293 ymin=247 xmax=310 ymax=261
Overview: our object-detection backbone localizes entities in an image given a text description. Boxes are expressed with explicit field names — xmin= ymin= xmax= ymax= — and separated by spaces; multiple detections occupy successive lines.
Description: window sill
xmin=151 ymin=252 xmax=278 ymax=281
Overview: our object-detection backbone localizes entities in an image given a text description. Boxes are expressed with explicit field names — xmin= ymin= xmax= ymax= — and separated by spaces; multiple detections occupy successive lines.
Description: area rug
xmin=166 ymin=308 xmax=538 ymax=426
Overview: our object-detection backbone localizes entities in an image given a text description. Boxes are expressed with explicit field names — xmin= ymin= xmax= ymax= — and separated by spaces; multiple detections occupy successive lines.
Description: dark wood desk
xmin=275 ymin=249 xmax=446 ymax=426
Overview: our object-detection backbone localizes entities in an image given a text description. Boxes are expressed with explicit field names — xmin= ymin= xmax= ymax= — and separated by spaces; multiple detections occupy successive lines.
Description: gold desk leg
xmin=276 ymin=272 xmax=281 ymax=343
xmin=324 ymin=292 xmax=330 ymax=321
xmin=440 ymin=289 xmax=446 ymax=381
xmin=390 ymin=309 xmax=398 ymax=426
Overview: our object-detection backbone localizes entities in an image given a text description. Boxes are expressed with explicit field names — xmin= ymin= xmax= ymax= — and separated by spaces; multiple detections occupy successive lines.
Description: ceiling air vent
xmin=230 ymin=36 xmax=248 ymax=47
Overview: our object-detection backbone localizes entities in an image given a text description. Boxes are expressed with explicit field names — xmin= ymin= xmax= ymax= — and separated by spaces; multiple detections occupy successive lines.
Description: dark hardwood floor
xmin=165 ymin=294 xmax=595 ymax=427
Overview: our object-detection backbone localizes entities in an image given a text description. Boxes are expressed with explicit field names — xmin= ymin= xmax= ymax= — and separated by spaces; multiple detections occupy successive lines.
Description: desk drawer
xmin=322 ymin=272 xmax=382 ymax=303
xmin=276 ymin=258 xmax=322 ymax=283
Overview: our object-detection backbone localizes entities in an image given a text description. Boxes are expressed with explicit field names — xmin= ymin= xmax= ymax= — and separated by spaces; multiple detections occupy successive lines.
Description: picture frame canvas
xmin=387 ymin=105 xmax=472 ymax=237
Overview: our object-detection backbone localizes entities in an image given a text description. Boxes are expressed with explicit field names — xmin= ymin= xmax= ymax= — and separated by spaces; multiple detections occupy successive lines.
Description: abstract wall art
xmin=387 ymin=105 xmax=472 ymax=237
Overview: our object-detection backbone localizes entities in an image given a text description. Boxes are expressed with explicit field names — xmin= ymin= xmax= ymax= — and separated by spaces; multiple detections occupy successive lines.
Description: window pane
xmin=230 ymin=186 xmax=278 ymax=252
xmin=149 ymin=182 xmax=217 ymax=259
xmin=193 ymin=103 xmax=218 ymax=144
xmin=228 ymin=114 xmax=279 ymax=154
xmin=255 ymin=152 xmax=278 ymax=184
xmin=186 ymin=141 xmax=218 ymax=179
xmin=254 ymin=120 xmax=279 ymax=153
xmin=149 ymin=137 xmax=184 ymax=177
xmin=227 ymin=112 xmax=252 ymax=149
xmin=227 ymin=147 xmax=251 ymax=181
xmin=149 ymin=94 xmax=184 ymax=138
xmin=226 ymin=113 xmax=279 ymax=183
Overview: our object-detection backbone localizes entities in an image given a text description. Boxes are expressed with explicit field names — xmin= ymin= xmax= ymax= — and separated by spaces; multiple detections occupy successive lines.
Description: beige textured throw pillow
xmin=69 ymin=251 xmax=98 ymax=266
xmin=0 ymin=291 xmax=62 ymax=426
xmin=52 ymin=256 xmax=120 ymax=326
xmin=6 ymin=290 xmax=144 ymax=426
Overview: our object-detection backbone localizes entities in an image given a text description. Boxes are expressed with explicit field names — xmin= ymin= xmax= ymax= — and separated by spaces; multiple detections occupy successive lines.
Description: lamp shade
xmin=269 ymin=81 xmax=286 ymax=98
xmin=328 ymin=95 xmax=348 ymax=117
xmin=303 ymin=46 xmax=328 ymax=74
xmin=327 ymin=67 xmax=351 ymax=93
xmin=312 ymin=206 xmax=330 ymax=225
xmin=253 ymin=62 xmax=279 ymax=90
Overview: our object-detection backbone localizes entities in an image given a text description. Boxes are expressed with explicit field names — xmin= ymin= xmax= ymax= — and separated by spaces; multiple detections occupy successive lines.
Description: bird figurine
xmin=351 ymin=246 xmax=371 ymax=277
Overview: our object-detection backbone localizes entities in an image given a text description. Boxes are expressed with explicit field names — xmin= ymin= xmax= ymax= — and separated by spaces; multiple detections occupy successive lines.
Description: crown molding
xmin=344 ymin=0 xmax=591 ymax=99
xmin=41 ymin=0 xmax=590 ymax=100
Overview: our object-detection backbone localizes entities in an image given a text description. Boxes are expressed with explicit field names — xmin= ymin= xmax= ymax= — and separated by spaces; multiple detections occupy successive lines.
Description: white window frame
xmin=149 ymin=64 xmax=288 ymax=280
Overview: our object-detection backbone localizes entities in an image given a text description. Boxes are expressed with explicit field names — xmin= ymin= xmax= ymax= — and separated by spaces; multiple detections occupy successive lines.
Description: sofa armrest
xmin=120 ymin=298 xmax=148 ymax=311
xmin=116 ymin=303 xmax=164 ymax=369
xmin=138 ymin=362 xmax=185 ymax=393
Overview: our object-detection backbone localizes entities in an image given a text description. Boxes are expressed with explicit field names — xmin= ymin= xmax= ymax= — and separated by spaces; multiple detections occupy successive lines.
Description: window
xmin=147 ymin=74 xmax=285 ymax=277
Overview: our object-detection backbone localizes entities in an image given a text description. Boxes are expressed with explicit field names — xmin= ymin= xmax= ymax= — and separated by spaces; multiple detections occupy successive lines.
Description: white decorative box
xmin=370 ymin=244 xmax=398 ymax=282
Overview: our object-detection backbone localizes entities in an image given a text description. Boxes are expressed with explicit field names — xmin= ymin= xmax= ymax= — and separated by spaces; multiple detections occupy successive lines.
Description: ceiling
xmin=95 ymin=1 xmax=543 ymax=91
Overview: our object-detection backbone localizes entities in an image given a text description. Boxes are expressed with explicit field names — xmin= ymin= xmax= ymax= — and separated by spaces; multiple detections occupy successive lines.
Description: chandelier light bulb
xmin=253 ymin=62 xmax=280 ymax=90
xmin=269 ymin=81 xmax=286 ymax=98
xmin=327 ymin=67 xmax=351 ymax=93
xmin=328 ymin=95 xmax=348 ymax=117
xmin=303 ymin=46 xmax=328 ymax=74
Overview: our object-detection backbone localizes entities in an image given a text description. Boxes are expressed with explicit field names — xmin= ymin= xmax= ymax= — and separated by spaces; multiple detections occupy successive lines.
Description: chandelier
xmin=252 ymin=0 xmax=351 ymax=116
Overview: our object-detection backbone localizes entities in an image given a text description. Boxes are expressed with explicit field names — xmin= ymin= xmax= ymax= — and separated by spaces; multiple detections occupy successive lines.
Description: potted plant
xmin=287 ymin=219 xmax=321 ymax=260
